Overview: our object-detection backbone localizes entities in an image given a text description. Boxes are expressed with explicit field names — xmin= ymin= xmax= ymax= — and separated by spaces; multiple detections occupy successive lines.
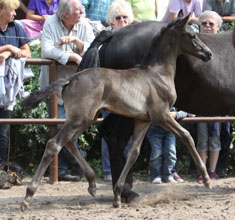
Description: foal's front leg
xmin=113 ymin=119 xmax=150 ymax=208
xmin=157 ymin=113 xmax=210 ymax=188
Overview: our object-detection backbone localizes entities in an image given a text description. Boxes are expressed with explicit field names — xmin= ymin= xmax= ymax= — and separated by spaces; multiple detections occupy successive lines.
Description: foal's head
xmin=172 ymin=15 xmax=212 ymax=62
xmin=141 ymin=15 xmax=212 ymax=68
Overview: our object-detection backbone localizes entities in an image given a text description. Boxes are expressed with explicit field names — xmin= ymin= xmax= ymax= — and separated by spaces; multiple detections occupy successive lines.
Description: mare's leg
xmin=64 ymin=138 xmax=96 ymax=197
xmin=157 ymin=114 xmax=210 ymax=188
xmin=113 ymin=119 xmax=149 ymax=208
xmin=103 ymin=115 xmax=136 ymax=200
xmin=21 ymin=120 xmax=90 ymax=211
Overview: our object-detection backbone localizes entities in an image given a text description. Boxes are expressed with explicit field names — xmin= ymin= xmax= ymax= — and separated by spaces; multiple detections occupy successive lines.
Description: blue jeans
xmin=147 ymin=124 xmax=177 ymax=181
xmin=57 ymin=104 xmax=81 ymax=177
xmin=101 ymin=111 xmax=131 ymax=174
xmin=0 ymin=109 xmax=12 ymax=163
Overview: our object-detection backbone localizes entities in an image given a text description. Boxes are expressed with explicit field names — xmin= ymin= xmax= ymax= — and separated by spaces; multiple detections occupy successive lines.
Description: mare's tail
xmin=22 ymin=78 xmax=70 ymax=109
xmin=77 ymin=30 xmax=113 ymax=71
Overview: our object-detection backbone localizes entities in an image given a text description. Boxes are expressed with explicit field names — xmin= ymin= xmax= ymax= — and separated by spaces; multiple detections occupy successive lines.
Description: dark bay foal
xmin=21 ymin=15 xmax=211 ymax=210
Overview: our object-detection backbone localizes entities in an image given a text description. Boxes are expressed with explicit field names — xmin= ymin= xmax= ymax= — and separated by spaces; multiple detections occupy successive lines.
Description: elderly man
xmin=40 ymin=0 xmax=95 ymax=181
xmin=0 ymin=0 xmax=31 ymax=164
xmin=203 ymin=0 xmax=235 ymax=29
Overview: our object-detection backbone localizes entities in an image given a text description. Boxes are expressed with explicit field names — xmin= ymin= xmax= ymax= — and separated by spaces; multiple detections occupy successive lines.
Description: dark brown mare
xmin=21 ymin=16 xmax=211 ymax=210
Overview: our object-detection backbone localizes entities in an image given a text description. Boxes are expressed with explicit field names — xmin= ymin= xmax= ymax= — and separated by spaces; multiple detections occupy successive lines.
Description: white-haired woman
xmin=106 ymin=0 xmax=134 ymax=30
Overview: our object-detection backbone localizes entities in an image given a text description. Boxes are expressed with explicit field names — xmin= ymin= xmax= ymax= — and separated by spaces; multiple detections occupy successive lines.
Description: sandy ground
xmin=1 ymin=176 xmax=235 ymax=220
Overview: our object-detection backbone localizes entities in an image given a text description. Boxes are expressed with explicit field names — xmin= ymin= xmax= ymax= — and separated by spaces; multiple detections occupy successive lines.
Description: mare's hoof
xmin=88 ymin=186 xmax=96 ymax=198
xmin=121 ymin=190 xmax=139 ymax=203
xmin=20 ymin=201 xmax=29 ymax=212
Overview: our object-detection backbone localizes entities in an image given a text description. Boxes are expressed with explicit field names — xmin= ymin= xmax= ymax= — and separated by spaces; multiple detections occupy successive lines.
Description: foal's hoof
xmin=88 ymin=186 xmax=96 ymax=198
xmin=113 ymin=197 xmax=121 ymax=208
xmin=20 ymin=201 xmax=29 ymax=212
xmin=121 ymin=190 xmax=139 ymax=203
xmin=203 ymin=178 xmax=211 ymax=189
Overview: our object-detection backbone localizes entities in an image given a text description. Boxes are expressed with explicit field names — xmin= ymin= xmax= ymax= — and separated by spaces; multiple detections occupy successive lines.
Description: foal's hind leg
xmin=113 ymin=119 xmax=150 ymax=208
xmin=156 ymin=113 xmax=210 ymax=188
xmin=21 ymin=120 xmax=89 ymax=211
xmin=64 ymin=138 xmax=96 ymax=197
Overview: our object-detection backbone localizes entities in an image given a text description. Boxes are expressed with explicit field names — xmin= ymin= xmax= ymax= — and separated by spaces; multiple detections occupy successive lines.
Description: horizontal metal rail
xmin=1 ymin=117 xmax=235 ymax=125
xmin=0 ymin=118 xmax=103 ymax=124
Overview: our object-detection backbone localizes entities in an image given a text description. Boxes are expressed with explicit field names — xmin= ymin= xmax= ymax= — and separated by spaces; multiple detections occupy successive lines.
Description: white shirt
xmin=40 ymin=14 xmax=95 ymax=104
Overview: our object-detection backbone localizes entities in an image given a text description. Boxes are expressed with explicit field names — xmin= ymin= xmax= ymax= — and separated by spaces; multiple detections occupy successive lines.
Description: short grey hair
xmin=56 ymin=0 xmax=79 ymax=21
xmin=199 ymin=10 xmax=223 ymax=28
xmin=106 ymin=0 xmax=134 ymax=26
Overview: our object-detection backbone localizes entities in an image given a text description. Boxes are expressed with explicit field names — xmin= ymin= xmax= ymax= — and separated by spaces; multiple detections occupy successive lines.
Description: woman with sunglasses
xmin=106 ymin=0 xmax=134 ymax=30
xmin=196 ymin=10 xmax=229 ymax=182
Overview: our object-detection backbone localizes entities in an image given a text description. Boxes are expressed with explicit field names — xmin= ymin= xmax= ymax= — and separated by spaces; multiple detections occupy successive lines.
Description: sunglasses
xmin=201 ymin=21 xmax=215 ymax=27
xmin=115 ymin=15 xmax=128 ymax=21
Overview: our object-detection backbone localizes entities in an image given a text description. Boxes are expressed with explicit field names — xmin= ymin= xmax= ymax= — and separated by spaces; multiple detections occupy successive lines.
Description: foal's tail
xmin=22 ymin=78 xmax=70 ymax=109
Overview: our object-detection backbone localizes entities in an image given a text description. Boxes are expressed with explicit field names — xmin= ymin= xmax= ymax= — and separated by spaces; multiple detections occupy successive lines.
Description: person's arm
xmin=0 ymin=43 xmax=31 ymax=64
xmin=19 ymin=44 xmax=31 ymax=58
xmin=221 ymin=14 xmax=235 ymax=23
xmin=169 ymin=0 xmax=181 ymax=21
xmin=26 ymin=9 xmax=51 ymax=22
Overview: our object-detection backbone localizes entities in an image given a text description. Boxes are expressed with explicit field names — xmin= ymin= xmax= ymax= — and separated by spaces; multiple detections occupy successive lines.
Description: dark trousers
xmin=0 ymin=109 xmax=12 ymax=163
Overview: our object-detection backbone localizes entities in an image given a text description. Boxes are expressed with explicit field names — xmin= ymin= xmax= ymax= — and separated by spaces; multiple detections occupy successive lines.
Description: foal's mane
xmin=140 ymin=19 xmax=181 ymax=69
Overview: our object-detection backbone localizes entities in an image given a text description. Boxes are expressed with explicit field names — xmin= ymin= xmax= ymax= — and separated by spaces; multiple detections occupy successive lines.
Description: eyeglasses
xmin=201 ymin=21 xmax=215 ymax=27
xmin=115 ymin=15 xmax=128 ymax=21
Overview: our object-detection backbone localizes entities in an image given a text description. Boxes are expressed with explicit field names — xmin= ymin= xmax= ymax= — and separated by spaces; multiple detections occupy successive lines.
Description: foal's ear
xmin=177 ymin=13 xmax=191 ymax=29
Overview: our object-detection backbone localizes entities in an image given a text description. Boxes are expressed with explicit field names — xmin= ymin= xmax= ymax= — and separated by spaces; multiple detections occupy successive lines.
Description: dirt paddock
xmin=1 ymin=176 xmax=235 ymax=220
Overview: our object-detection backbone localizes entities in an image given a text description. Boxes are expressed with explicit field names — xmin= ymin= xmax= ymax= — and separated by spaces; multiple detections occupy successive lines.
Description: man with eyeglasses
xmin=40 ymin=0 xmax=95 ymax=182
xmin=204 ymin=0 xmax=235 ymax=30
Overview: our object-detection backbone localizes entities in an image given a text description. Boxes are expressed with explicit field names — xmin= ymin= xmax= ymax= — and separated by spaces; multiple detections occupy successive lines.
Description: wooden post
xmin=48 ymin=62 xmax=58 ymax=184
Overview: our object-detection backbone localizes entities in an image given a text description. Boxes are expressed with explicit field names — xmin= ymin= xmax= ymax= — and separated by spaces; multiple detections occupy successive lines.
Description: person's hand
xmin=8 ymin=45 xmax=23 ymax=58
xmin=59 ymin=36 xmax=78 ymax=46
xmin=0 ymin=51 xmax=11 ymax=64
xmin=41 ymin=14 xmax=51 ymax=22
xmin=170 ymin=112 xmax=177 ymax=119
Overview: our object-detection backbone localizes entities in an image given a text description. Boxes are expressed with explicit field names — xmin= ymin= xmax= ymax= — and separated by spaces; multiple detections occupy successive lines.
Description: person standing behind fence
xmin=197 ymin=10 xmax=223 ymax=183
xmin=40 ymin=0 xmax=95 ymax=182
xmin=0 ymin=0 xmax=31 ymax=163
xmin=146 ymin=108 xmax=189 ymax=184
